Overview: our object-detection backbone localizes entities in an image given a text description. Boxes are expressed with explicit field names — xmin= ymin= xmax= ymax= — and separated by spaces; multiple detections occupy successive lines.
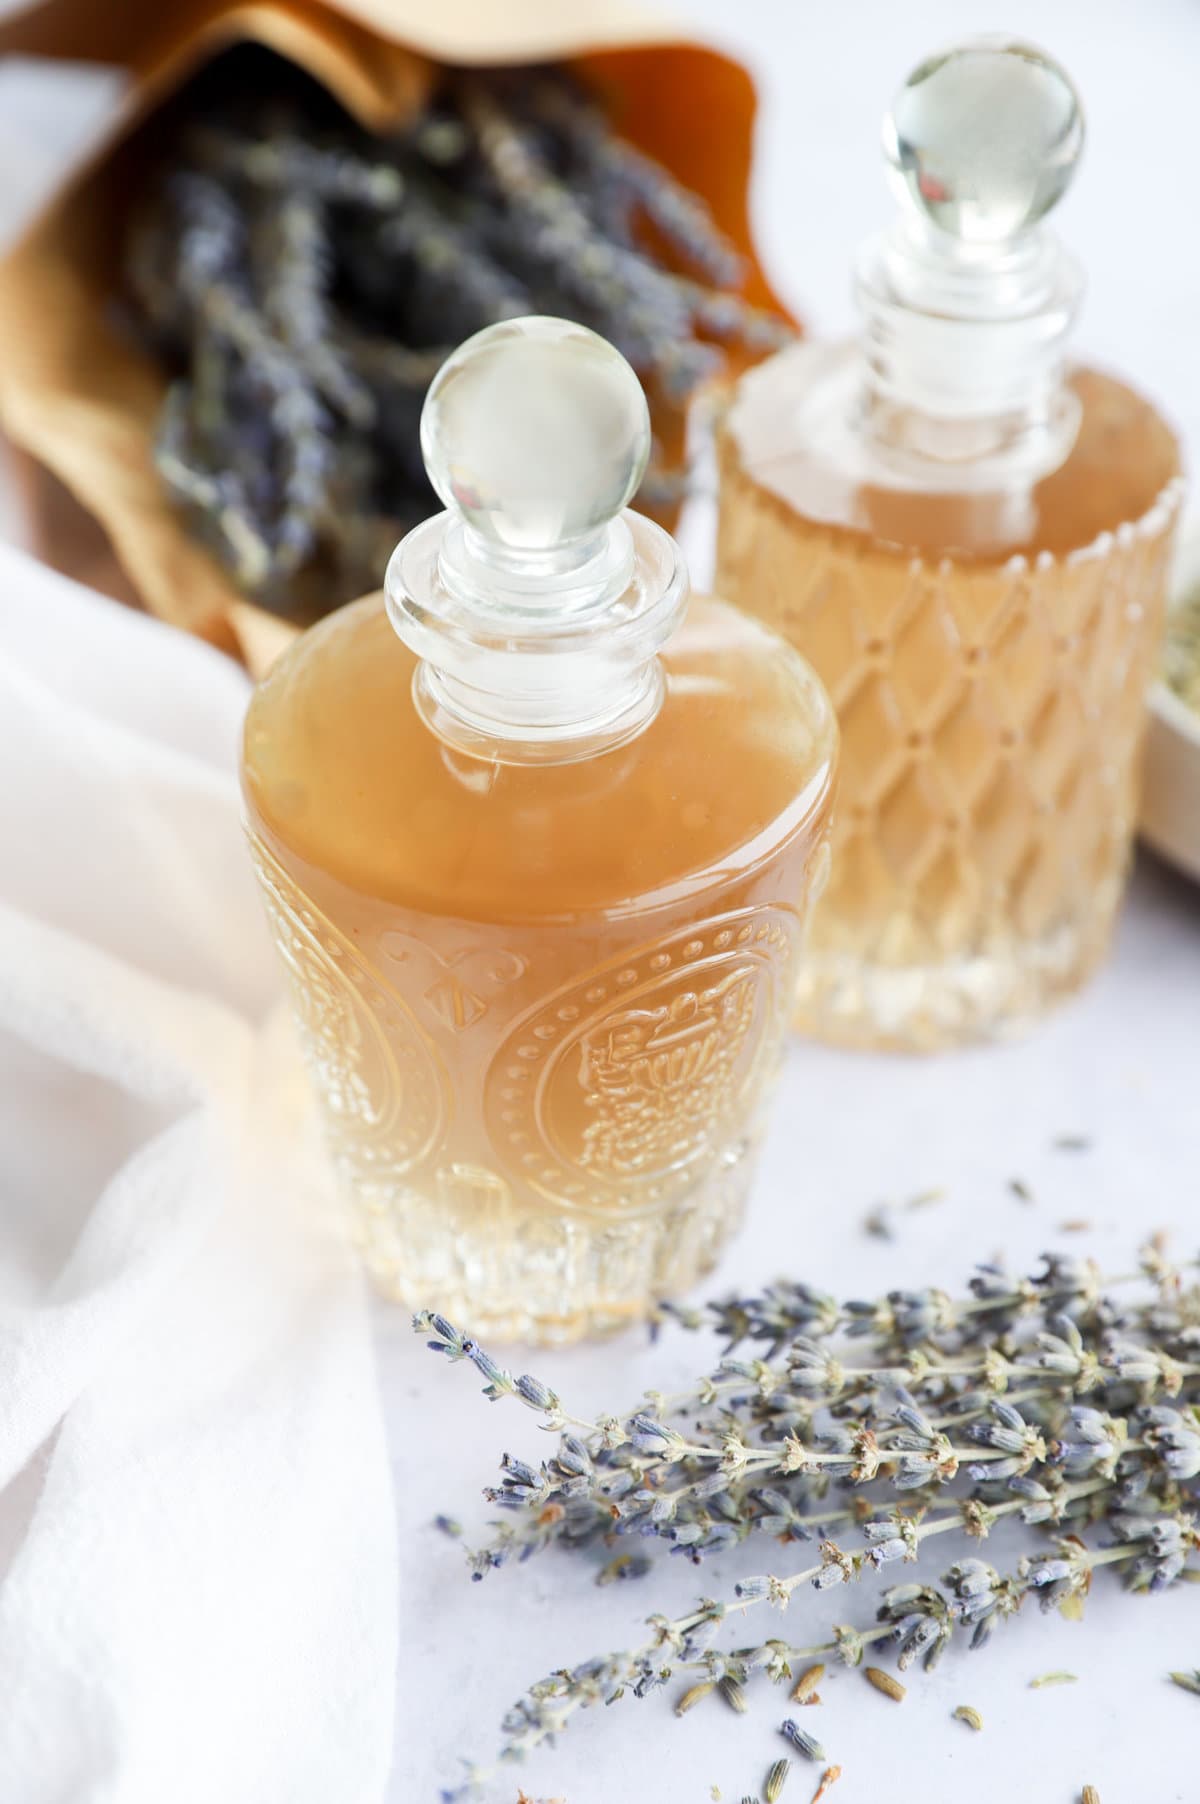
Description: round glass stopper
xmin=419 ymin=316 xmax=652 ymax=555
xmin=883 ymin=38 xmax=1085 ymax=245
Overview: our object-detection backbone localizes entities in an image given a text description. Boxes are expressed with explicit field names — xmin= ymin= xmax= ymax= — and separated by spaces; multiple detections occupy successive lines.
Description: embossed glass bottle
xmin=716 ymin=40 xmax=1182 ymax=1050
xmin=242 ymin=318 xmax=836 ymax=1341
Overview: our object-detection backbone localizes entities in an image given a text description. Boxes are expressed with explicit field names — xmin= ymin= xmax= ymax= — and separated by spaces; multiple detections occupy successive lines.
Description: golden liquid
xmin=242 ymin=595 xmax=835 ymax=1340
xmin=717 ymin=363 xmax=1182 ymax=1050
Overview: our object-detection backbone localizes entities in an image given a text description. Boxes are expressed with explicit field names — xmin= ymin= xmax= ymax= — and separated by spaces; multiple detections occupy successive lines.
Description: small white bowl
xmin=1141 ymin=516 xmax=1200 ymax=883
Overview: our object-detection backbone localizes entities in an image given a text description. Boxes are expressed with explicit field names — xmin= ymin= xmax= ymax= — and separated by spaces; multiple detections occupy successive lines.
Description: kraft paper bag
xmin=0 ymin=0 xmax=789 ymax=670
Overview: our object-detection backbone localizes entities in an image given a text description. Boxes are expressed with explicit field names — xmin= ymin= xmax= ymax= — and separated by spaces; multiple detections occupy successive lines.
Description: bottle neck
xmin=854 ymin=218 xmax=1083 ymax=477
xmin=385 ymin=510 xmax=688 ymax=765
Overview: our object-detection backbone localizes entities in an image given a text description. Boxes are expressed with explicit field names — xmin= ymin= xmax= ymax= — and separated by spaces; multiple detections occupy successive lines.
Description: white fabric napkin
xmin=0 ymin=544 xmax=396 ymax=1804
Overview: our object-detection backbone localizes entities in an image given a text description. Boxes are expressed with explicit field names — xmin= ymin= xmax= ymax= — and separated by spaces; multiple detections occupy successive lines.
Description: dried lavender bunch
xmin=416 ymin=1244 xmax=1200 ymax=1783
xmin=417 ymin=1243 xmax=1200 ymax=1579
xmin=124 ymin=45 xmax=791 ymax=615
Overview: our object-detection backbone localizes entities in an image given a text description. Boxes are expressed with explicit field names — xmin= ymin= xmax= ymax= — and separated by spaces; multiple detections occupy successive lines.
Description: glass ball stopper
xmin=883 ymin=38 xmax=1085 ymax=246
xmin=419 ymin=316 xmax=652 ymax=557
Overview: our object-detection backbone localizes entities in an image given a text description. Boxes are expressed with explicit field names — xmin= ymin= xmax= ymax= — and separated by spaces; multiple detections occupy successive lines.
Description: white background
xmin=1 ymin=3 xmax=1199 ymax=1802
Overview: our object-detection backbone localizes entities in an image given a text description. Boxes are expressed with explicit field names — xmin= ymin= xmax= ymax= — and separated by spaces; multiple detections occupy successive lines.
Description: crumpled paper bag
xmin=0 ymin=0 xmax=788 ymax=671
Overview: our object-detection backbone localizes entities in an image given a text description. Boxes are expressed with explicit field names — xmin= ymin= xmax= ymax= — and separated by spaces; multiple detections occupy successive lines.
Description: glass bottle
xmin=242 ymin=317 xmax=836 ymax=1342
xmin=716 ymin=39 xmax=1183 ymax=1051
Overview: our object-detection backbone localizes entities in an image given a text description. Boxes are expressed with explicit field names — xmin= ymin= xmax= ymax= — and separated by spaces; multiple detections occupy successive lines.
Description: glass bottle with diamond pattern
xmin=242 ymin=318 xmax=836 ymax=1341
xmin=716 ymin=39 xmax=1182 ymax=1049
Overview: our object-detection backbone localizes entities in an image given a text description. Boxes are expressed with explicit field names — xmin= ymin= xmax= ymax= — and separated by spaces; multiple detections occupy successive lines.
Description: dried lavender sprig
xmin=415 ymin=1252 xmax=1200 ymax=1575
xmin=502 ymin=1480 xmax=1094 ymax=1747
xmin=492 ymin=1512 xmax=1197 ymax=1767
xmin=676 ymin=278 xmax=795 ymax=354
xmin=260 ymin=191 xmax=375 ymax=427
xmin=419 ymin=1296 xmax=1200 ymax=1445
xmin=522 ymin=73 xmax=745 ymax=287
xmin=692 ymin=1246 xmax=1199 ymax=1358
xmin=365 ymin=181 xmax=531 ymax=327
xmin=155 ymin=381 xmax=272 ymax=588
xmin=459 ymin=78 xmax=720 ymax=404
xmin=137 ymin=167 xmax=341 ymax=578
xmin=181 ymin=120 xmax=407 ymax=209
xmin=333 ymin=328 xmax=450 ymax=392
xmin=435 ymin=1411 xmax=1195 ymax=1588
xmin=424 ymin=1246 xmax=1199 ymax=1431
xmin=441 ymin=1518 xmax=1183 ymax=1802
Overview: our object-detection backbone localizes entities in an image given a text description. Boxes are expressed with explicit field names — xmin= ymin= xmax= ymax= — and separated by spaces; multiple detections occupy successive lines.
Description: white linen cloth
xmin=0 ymin=545 xmax=396 ymax=1804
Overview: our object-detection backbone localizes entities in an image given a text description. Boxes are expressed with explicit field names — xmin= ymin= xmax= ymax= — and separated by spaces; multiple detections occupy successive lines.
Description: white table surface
xmin=2 ymin=4 xmax=1199 ymax=1801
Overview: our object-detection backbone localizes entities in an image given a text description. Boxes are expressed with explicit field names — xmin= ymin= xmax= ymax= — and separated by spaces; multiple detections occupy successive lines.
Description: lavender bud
xmin=515 ymin=1373 xmax=558 ymax=1411
xmin=780 ymin=1719 xmax=826 ymax=1760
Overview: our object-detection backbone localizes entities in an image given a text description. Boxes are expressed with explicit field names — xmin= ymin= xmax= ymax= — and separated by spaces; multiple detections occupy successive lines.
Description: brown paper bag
xmin=0 ymin=0 xmax=788 ymax=669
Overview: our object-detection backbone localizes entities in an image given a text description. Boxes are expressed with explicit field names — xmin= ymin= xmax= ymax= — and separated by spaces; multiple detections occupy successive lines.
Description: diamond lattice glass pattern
xmin=716 ymin=376 xmax=1181 ymax=1048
